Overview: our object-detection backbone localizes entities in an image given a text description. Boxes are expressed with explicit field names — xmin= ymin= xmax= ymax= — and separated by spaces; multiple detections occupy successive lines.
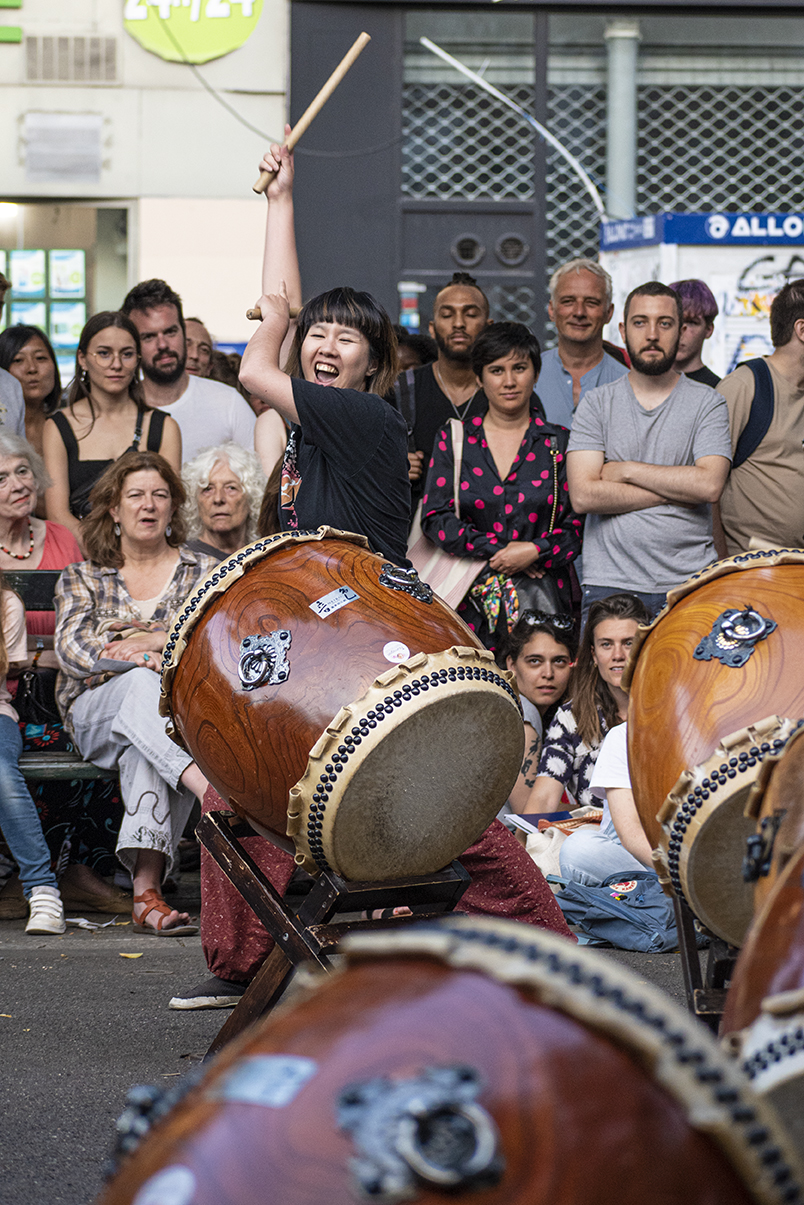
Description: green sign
xmin=123 ymin=0 xmax=263 ymax=65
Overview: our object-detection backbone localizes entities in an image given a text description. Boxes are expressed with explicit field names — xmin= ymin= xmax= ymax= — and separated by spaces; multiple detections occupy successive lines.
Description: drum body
xmin=161 ymin=529 xmax=524 ymax=880
xmin=98 ymin=919 xmax=802 ymax=1205
xmin=721 ymin=847 xmax=804 ymax=1152
xmin=744 ymin=722 xmax=804 ymax=914
xmin=654 ymin=717 xmax=798 ymax=947
xmin=626 ymin=551 xmax=804 ymax=850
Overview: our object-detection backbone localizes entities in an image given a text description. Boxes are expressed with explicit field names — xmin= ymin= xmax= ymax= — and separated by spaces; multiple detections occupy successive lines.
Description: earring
xmin=81 ymin=369 xmax=89 ymax=385
xmin=114 ymin=522 xmax=120 ymax=537
xmin=165 ymin=523 xmax=172 ymax=538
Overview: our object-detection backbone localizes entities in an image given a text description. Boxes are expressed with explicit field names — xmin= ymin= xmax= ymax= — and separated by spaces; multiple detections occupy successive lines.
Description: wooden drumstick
xmin=252 ymin=31 xmax=371 ymax=194
xmin=246 ymin=305 xmax=300 ymax=321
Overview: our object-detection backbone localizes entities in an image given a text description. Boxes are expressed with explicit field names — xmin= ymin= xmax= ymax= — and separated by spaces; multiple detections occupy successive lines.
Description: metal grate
xmin=402 ymin=83 xmax=536 ymax=201
xmin=25 ymin=36 xmax=117 ymax=83
xmin=489 ymin=284 xmax=538 ymax=326
xmin=545 ymin=84 xmax=606 ymax=277
xmin=636 ymin=85 xmax=804 ymax=213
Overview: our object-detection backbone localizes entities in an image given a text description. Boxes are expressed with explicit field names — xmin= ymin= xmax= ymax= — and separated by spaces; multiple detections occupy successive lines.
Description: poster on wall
xmin=123 ymin=0 xmax=263 ymax=64
xmin=49 ymin=250 xmax=86 ymax=299
xmin=10 ymin=300 xmax=47 ymax=328
xmin=49 ymin=302 xmax=86 ymax=351
xmin=10 ymin=249 xmax=46 ymax=299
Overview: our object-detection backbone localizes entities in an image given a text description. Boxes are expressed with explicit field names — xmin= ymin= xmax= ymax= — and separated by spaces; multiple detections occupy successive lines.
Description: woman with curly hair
xmin=182 ymin=441 xmax=266 ymax=561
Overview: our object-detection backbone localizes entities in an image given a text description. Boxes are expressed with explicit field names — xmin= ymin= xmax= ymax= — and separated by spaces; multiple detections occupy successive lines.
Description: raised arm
xmin=567 ymin=449 xmax=667 ymax=515
xmin=239 ymin=287 xmax=298 ymax=424
xmin=600 ymin=455 xmax=730 ymax=506
xmin=260 ymin=134 xmax=302 ymax=308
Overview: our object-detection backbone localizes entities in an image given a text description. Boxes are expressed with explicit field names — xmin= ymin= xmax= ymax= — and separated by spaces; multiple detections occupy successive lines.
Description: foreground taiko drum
xmin=744 ymin=720 xmax=804 ymax=914
xmin=98 ymin=918 xmax=802 ymax=1205
xmin=160 ymin=528 xmax=524 ymax=881
xmin=721 ymin=846 xmax=804 ymax=1152
xmin=625 ymin=550 xmax=804 ymax=850
xmin=654 ymin=716 xmax=799 ymax=947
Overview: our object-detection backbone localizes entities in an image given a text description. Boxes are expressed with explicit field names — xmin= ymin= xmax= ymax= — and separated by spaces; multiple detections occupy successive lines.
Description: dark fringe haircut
xmin=284 ymin=287 xmax=399 ymax=398
xmin=82 ymin=450 xmax=186 ymax=569
xmin=571 ymin=593 xmax=650 ymax=747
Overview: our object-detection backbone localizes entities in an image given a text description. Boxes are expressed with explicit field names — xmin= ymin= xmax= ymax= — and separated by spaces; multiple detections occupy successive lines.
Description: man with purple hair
xmin=670 ymin=278 xmax=720 ymax=387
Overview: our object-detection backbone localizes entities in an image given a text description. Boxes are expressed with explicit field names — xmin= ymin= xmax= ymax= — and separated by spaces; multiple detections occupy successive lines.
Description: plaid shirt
xmin=54 ymin=546 xmax=217 ymax=732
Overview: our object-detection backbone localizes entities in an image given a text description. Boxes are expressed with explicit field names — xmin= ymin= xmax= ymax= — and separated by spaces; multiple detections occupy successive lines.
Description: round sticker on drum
xmin=133 ymin=1166 xmax=196 ymax=1205
xmin=383 ymin=641 xmax=411 ymax=663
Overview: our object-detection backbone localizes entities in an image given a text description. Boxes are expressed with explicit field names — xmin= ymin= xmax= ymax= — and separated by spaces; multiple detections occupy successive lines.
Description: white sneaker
xmin=26 ymin=886 xmax=66 ymax=935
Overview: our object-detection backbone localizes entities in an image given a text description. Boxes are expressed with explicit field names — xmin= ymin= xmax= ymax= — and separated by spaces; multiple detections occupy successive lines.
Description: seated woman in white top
xmin=558 ymin=722 xmax=654 ymax=887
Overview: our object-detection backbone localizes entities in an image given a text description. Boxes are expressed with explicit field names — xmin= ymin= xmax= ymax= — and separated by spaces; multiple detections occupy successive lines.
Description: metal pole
xmin=604 ymin=20 xmax=640 ymax=219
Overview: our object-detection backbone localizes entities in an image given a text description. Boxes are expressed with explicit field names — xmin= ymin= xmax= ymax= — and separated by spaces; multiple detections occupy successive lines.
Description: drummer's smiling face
xmin=591 ymin=618 xmax=638 ymax=691
xmin=301 ymin=321 xmax=377 ymax=392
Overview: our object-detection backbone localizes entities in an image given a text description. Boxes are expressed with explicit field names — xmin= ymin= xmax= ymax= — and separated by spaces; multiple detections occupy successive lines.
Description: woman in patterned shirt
xmin=420 ymin=322 xmax=582 ymax=650
xmin=516 ymin=594 xmax=650 ymax=814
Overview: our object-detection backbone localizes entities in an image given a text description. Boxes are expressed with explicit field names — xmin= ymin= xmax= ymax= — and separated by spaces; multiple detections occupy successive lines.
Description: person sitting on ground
xmin=421 ymin=322 xmax=581 ymax=650
xmin=669 ymin=279 xmax=720 ymax=387
xmin=0 ymin=324 xmax=63 ymax=460
xmin=558 ymin=721 xmax=653 ymax=886
xmin=499 ymin=610 xmax=577 ymax=813
xmin=0 ymin=567 xmax=65 ymax=934
xmin=183 ymin=441 xmax=266 ymax=561
xmin=184 ymin=318 xmax=213 ymax=378
xmin=513 ymin=594 xmax=650 ymax=815
xmin=43 ymin=312 xmax=182 ymax=550
xmin=53 ymin=450 xmax=218 ymax=935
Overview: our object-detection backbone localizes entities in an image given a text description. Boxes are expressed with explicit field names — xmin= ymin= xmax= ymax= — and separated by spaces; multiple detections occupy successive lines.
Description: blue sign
xmin=601 ymin=212 xmax=804 ymax=249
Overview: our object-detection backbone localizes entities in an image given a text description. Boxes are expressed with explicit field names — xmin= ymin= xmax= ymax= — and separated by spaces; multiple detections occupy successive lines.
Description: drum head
xmin=683 ymin=784 xmax=756 ymax=947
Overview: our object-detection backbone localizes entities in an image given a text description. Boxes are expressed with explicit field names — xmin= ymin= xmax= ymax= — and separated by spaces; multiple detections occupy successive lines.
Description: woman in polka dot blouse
xmin=421 ymin=322 xmax=582 ymax=648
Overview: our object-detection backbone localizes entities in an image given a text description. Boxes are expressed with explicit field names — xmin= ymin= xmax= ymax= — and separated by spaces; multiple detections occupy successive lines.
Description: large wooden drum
xmin=721 ymin=846 xmax=804 ymax=1153
xmin=98 ymin=919 xmax=802 ymax=1205
xmin=625 ymin=550 xmax=804 ymax=850
xmin=160 ymin=528 xmax=524 ymax=881
xmin=744 ymin=720 xmax=804 ymax=914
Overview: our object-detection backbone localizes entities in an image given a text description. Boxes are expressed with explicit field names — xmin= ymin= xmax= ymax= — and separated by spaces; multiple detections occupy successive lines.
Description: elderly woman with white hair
xmin=182 ymin=441 xmax=266 ymax=561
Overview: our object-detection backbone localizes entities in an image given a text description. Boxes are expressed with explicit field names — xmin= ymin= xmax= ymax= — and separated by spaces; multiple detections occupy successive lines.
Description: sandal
xmin=132 ymin=889 xmax=198 ymax=937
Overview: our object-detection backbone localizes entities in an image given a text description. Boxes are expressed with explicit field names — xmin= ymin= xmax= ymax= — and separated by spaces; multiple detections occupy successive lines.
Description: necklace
xmin=434 ymin=363 xmax=478 ymax=420
xmin=0 ymin=521 xmax=35 ymax=560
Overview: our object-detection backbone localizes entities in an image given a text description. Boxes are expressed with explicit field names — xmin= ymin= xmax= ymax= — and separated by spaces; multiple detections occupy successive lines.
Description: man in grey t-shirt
xmin=567 ymin=281 xmax=731 ymax=625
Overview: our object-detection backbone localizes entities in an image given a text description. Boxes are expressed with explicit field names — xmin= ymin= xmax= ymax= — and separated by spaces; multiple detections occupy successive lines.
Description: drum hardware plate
xmin=743 ymin=810 xmax=786 ymax=883
xmin=337 ymin=1065 xmax=503 ymax=1202
xmin=238 ymin=631 xmax=292 ymax=690
xmin=379 ymin=563 xmax=433 ymax=604
xmin=309 ymin=585 xmax=359 ymax=618
xmin=693 ymin=607 xmax=777 ymax=668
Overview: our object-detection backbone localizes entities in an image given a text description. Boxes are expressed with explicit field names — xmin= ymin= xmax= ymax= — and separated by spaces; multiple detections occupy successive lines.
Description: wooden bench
xmin=6 ymin=569 xmax=116 ymax=783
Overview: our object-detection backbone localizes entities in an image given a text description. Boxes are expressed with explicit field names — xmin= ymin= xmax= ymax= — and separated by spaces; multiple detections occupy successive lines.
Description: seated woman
xmin=183 ymin=442 xmax=266 ymax=561
xmin=0 ymin=567 xmax=65 ymax=934
xmin=420 ymin=322 xmax=582 ymax=651
xmin=499 ymin=610 xmax=577 ymax=813
xmin=54 ymin=450 xmax=218 ymax=934
xmin=513 ymin=594 xmax=649 ymax=814
xmin=43 ymin=312 xmax=182 ymax=549
xmin=0 ymin=325 xmax=62 ymax=460
xmin=558 ymin=722 xmax=654 ymax=886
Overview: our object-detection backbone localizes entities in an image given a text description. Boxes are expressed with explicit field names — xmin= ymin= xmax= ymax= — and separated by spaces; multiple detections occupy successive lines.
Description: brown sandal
xmin=132 ymin=889 xmax=198 ymax=937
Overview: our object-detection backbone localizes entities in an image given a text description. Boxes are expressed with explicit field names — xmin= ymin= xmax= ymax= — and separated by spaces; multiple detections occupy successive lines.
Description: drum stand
xmin=197 ymin=809 xmax=471 ymax=1057
xmin=674 ymin=897 xmax=737 ymax=1032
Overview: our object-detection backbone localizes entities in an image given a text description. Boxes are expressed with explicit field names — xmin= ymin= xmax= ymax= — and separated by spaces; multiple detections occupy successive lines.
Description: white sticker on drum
xmin=310 ymin=586 xmax=359 ymax=618
xmin=383 ymin=640 xmax=411 ymax=663
xmin=213 ymin=1055 xmax=318 ymax=1108
xmin=133 ymin=1166 xmax=197 ymax=1205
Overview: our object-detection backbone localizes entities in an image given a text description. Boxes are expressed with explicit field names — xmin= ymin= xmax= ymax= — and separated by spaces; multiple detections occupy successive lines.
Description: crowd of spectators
xmin=0 ymin=146 xmax=803 ymax=1005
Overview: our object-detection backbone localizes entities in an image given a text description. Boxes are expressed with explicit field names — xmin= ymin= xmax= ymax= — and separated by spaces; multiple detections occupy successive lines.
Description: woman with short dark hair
xmin=54 ymin=450 xmax=217 ymax=935
xmin=0 ymin=325 xmax=62 ymax=458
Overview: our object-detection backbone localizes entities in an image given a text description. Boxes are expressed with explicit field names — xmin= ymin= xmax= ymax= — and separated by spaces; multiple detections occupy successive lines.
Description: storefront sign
xmin=124 ymin=0 xmax=263 ymax=65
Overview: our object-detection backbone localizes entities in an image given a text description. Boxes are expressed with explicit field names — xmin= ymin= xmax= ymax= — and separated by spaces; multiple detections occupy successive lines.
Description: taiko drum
xmin=625 ymin=551 xmax=804 ymax=849
xmin=98 ymin=919 xmax=802 ymax=1205
xmin=160 ymin=528 xmax=524 ymax=881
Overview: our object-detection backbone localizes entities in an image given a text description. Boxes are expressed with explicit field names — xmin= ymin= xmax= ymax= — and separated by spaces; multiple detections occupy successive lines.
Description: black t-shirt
xmin=685 ymin=365 xmax=721 ymax=387
xmin=279 ymin=377 xmax=411 ymax=566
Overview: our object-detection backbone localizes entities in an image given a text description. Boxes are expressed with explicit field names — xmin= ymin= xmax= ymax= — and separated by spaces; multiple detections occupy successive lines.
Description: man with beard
xmin=566 ymin=281 xmax=731 ymax=626
xmin=391 ymin=272 xmax=492 ymax=507
xmin=121 ymin=280 xmax=256 ymax=461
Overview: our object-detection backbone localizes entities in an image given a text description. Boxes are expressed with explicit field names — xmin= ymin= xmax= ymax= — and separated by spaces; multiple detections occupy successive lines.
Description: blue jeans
xmin=581 ymin=584 xmax=667 ymax=632
xmin=0 ymin=714 xmax=58 ymax=897
xmin=559 ymin=818 xmax=647 ymax=887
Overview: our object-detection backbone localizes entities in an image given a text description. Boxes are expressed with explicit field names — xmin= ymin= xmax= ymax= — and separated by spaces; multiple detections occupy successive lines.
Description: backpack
xmin=549 ymin=870 xmax=679 ymax=953
xmin=732 ymin=359 xmax=774 ymax=469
